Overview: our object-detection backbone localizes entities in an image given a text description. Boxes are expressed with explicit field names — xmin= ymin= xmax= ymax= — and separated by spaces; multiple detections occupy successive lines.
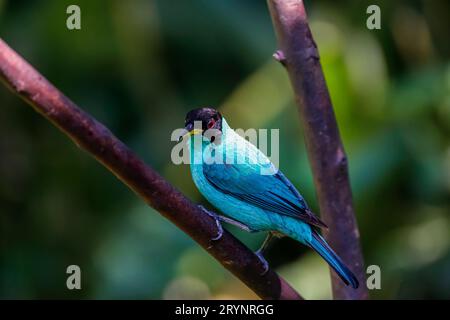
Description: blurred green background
xmin=0 ymin=0 xmax=449 ymax=299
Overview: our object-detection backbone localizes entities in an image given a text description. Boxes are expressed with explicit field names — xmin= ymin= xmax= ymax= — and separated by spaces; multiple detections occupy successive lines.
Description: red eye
xmin=207 ymin=119 xmax=215 ymax=129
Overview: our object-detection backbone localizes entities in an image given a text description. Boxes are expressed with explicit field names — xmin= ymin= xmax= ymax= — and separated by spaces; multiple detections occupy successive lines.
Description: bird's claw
xmin=255 ymin=249 xmax=269 ymax=275
xmin=199 ymin=205 xmax=223 ymax=241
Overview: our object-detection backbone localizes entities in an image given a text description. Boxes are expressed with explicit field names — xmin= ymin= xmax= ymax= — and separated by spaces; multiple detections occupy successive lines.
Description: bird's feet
xmin=198 ymin=205 xmax=223 ymax=241
xmin=255 ymin=249 xmax=269 ymax=275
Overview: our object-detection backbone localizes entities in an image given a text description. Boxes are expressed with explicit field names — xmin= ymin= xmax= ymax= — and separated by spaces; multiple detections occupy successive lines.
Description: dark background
xmin=0 ymin=0 xmax=449 ymax=299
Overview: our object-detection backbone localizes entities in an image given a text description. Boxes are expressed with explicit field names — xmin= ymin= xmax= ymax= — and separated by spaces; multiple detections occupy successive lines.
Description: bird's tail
xmin=308 ymin=230 xmax=359 ymax=289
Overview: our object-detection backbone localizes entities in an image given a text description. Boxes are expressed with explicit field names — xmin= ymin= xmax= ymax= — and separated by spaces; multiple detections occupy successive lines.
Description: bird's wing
xmin=203 ymin=160 xmax=328 ymax=229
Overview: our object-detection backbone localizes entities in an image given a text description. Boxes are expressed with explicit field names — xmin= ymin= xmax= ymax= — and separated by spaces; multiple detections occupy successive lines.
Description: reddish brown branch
xmin=0 ymin=38 xmax=302 ymax=300
xmin=267 ymin=0 xmax=368 ymax=299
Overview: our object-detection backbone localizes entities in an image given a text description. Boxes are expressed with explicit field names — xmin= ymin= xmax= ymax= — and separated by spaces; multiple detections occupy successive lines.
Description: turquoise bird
xmin=182 ymin=107 xmax=358 ymax=289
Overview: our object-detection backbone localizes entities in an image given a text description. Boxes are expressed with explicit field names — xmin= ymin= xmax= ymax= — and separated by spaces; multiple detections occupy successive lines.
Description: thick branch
xmin=0 ymin=38 xmax=302 ymax=300
xmin=267 ymin=0 xmax=368 ymax=299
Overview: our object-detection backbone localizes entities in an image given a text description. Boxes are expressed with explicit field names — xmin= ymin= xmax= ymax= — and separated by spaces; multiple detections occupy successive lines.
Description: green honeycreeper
xmin=182 ymin=107 xmax=358 ymax=289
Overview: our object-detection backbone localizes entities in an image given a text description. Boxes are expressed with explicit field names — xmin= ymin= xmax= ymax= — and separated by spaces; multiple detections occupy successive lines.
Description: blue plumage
xmin=183 ymin=108 xmax=358 ymax=289
xmin=309 ymin=230 xmax=359 ymax=288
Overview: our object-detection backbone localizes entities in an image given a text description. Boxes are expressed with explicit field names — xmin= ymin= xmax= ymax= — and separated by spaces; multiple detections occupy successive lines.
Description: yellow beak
xmin=182 ymin=128 xmax=203 ymax=140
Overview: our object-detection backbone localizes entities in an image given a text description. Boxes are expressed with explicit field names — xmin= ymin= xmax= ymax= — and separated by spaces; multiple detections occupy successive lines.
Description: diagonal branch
xmin=267 ymin=0 xmax=368 ymax=299
xmin=0 ymin=38 xmax=302 ymax=300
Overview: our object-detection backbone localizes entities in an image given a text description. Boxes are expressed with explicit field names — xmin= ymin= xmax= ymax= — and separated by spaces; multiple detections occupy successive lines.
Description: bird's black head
xmin=184 ymin=107 xmax=223 ymax=134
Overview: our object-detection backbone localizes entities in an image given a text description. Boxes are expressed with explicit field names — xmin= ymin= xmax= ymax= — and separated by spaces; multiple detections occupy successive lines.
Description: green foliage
xmin=0 ymin=0 xmax=449 ymax=299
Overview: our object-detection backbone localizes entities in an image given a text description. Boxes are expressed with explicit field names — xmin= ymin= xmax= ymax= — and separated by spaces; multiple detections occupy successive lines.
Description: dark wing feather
xmin=203 ymin=162 xmax=327 ymax=229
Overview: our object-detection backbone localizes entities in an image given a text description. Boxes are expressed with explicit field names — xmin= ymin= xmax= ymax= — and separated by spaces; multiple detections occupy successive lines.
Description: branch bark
xmin=267 ymin=0 xmax=368 ymax=299
xmin=0 ymin=38 xmax=302 ymax=300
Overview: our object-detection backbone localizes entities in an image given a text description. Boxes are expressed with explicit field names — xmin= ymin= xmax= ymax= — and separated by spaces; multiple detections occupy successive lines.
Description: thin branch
xmin=0 ymin=38 xmax=302 ymax=300
xmin=267 ymin=0 xmax=368 ymax=299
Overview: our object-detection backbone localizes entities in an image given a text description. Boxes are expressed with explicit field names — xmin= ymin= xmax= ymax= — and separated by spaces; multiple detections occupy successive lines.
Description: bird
xmin=181 ymin=107 xmax=359 ymax=289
